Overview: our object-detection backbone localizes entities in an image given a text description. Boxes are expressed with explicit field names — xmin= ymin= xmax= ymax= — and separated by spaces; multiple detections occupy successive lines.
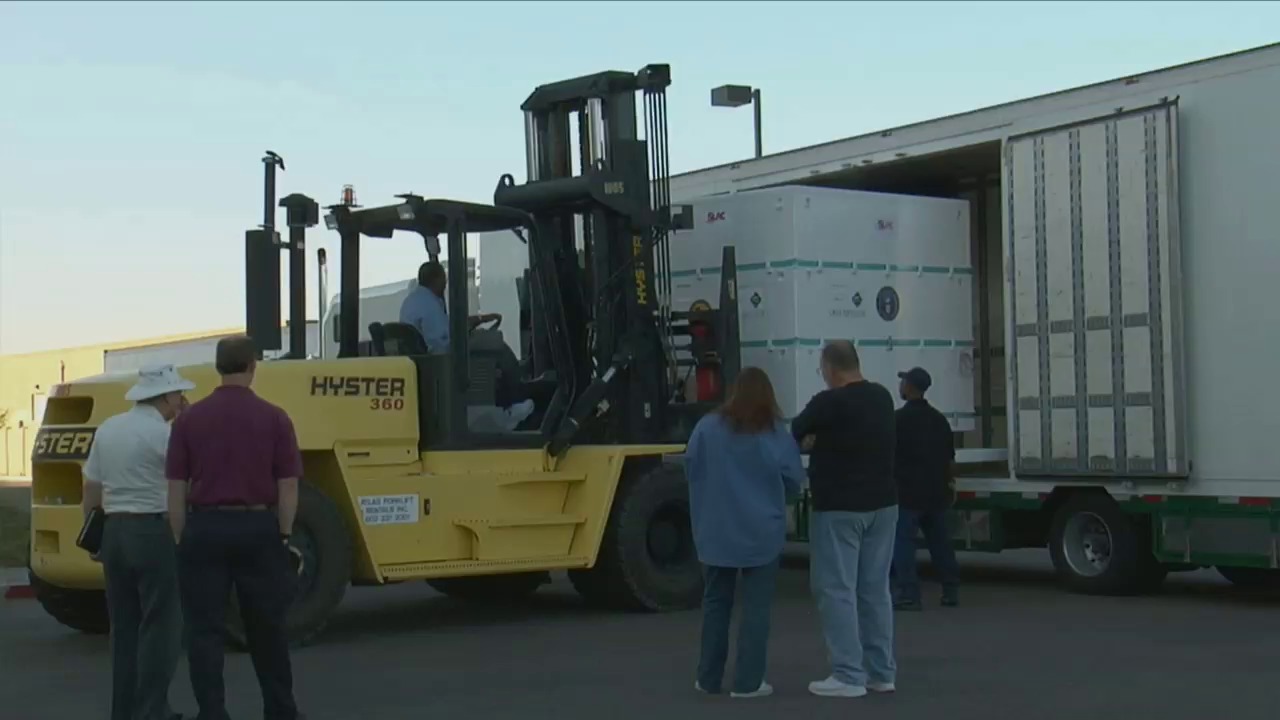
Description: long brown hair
xmin=717 ymin=367 xmax=783 ymax=434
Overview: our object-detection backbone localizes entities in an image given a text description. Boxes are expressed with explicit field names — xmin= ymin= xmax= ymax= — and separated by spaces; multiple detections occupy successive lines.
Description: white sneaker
xmin=730 ymin=682 xmax=774 ymax=698
xmin=868 ymin=681 xmax=896 ymax=693
xmin=808 ymin=676 xmax=868 ymax=698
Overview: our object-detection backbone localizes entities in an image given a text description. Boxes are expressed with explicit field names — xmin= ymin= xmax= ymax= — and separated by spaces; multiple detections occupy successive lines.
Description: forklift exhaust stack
xmin=244 ymin=152 xmax=319 ymax=359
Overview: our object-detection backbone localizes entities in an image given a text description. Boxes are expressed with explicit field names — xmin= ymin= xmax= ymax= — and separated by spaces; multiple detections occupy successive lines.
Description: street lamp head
xmin=711 ymin=84 xmax=755 ymax=108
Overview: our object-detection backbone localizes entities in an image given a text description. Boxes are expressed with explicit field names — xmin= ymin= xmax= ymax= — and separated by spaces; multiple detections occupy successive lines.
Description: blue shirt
xmin=684 ymin=413 xmax=806 ymax=568
xmin=398 ymin=285 xmax=449 ymax=353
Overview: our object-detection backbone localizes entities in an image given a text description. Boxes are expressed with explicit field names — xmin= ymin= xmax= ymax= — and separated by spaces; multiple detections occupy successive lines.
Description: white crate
xmin=670 ymin=186 xmax=975 ymax=429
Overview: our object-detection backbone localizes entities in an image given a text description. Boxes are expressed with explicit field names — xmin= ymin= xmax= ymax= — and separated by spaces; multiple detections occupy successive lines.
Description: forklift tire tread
xmin=225 ymin=481 xmax=353 ymax=650
xmin=30 ymin=570 xmax=110 ymax=635
xmin=569 ymin=462 xmax=702 ymax=612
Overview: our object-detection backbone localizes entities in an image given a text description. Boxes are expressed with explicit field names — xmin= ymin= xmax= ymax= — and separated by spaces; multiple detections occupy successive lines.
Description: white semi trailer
xmin=670 ymin=43 xmax=1280 ymax=594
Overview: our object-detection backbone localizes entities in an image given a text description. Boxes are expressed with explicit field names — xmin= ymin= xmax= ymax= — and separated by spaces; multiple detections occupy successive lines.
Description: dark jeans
xmin=101 ymin=513 xmax=182 ymax=720
xmin=179 ymin=509 xmax=299 ymax=720
xmin=892 ymin=507 xmax=960 ymax=604
xmin=697 ymin=559 xmax=779 ymax=694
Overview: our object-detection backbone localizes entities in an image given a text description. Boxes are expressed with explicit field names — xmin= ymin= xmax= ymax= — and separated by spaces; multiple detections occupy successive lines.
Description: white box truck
xmin=669 ymin=43 xmax=1280 ymax=595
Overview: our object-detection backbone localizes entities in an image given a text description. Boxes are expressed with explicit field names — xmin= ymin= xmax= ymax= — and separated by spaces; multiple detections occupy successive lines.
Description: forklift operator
xmin=400 ymin=261 xmax=524 ymax=399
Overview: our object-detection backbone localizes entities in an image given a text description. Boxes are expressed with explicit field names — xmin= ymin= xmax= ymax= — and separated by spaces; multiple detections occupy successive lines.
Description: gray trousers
xmin=101 ymin=513 xmax=182 ymax=720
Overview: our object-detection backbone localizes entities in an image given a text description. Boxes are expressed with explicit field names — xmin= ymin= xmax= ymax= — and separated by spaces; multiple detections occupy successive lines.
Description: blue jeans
xmin=892 ymin=508 xmax=960 ymax=604
xmin=809 ymin=507 xmax=898 ymax=687
xmin=697 ymin=559 xmax=780 ymax=694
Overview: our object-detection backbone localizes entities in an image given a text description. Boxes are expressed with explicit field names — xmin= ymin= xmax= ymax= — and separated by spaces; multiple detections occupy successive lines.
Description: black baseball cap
xmin=898 ymin=367 xmax=932 ymax=393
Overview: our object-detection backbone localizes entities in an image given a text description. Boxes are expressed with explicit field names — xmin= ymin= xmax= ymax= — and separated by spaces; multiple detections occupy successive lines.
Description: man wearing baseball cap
xmin=82 ymin=364 xmax=194 ymax=720
xmin=891 ymin=366 xmax=960 ymax=610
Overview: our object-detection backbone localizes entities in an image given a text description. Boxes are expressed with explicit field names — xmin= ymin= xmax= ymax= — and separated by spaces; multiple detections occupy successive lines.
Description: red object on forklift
xmin=695 ymin=365 xmax=720 ymax=402
xmin=341 ymin=184 xmax=357 ymax=207
xmin=687 ymin=317 xmax=721 ymax=402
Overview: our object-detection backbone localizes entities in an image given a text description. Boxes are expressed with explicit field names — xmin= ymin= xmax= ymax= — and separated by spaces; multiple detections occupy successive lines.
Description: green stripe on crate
xmin=679 ymin=260 xmax=975 ymax=275
xmin=752 ymin=338 xmax=974 ymax=349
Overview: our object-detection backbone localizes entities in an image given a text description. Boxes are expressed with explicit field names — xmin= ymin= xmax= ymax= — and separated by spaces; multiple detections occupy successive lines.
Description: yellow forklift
xmin=26 ymin=64 xmax=742 ymax=645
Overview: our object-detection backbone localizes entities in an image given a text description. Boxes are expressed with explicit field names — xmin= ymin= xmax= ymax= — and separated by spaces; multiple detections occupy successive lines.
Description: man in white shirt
xmin=83 ymin=364 xmax=195 ymax=720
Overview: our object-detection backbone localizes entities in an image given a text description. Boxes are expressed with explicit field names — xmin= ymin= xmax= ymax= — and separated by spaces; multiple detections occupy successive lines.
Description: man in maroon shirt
xmin=166 ymin=335 xmax=304 ymax=720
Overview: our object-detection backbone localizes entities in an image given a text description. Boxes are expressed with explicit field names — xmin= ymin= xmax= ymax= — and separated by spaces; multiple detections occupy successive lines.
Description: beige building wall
xmin=0 ymin=328 xmax=240 ymax=478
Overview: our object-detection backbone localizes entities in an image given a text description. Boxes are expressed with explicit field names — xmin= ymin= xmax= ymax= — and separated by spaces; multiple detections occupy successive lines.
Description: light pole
xmin=711 ymin=84 xmax=762 ymax=159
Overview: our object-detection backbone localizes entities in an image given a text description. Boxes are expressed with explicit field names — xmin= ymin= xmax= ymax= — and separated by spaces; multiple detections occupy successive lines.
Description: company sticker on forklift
xmin=358 ymin=494 xmax=420 ymax=526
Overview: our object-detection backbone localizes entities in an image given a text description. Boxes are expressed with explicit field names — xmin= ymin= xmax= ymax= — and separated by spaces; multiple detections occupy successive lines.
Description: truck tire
xmin=225 ymin=482 xmax=352 ymax=649
xmin=569 ymin=462 xmax=703 ymax=612
xmin=30 ymin=570 xmax=110 ymax=635
xmin=427 ymin=572 xmax=549 ymax=603
xmin=1217 ymin=566 xmax=1280 ymax=590
xmin=1048 ymin=493 xmax=1165 ymax=596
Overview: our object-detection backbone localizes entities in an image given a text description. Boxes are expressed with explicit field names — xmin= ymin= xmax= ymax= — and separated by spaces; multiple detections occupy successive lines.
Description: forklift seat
xmin=369 ymin=321 xmax=502 ymax=407
xmin=369 ymin=322 xmax=429 ymax=357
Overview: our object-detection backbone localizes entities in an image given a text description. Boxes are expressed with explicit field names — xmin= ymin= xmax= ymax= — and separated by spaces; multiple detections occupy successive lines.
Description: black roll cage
xmin=324 ymin=195 xmax=541 ymax=403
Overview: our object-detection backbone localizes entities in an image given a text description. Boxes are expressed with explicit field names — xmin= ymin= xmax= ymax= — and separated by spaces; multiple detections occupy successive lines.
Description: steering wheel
xmin=470 ymin=314 xmax=502 ymax=334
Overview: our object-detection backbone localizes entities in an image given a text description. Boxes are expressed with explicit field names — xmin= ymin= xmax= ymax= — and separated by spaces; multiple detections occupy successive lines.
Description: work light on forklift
xmin=323 ymin=212 xmax=338 ymax=231
xmin=396 ymin=204 xmax=415 ymax=221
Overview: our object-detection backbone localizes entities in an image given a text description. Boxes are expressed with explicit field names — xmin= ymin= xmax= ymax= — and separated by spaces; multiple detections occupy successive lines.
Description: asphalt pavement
xmin=2 ymin=549 xmax=1278 ymax=720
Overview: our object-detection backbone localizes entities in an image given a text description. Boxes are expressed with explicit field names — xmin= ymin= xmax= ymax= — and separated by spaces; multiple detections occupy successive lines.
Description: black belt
xmin=189 ymin=504 xmax=272 ymax=512
xmin=105 ymin=511 xmax=165 ymax=518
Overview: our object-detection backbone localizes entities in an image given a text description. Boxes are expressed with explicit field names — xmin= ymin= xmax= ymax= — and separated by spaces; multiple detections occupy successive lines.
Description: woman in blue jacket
xmin=685 ymin=367 xmax=806 ymax=698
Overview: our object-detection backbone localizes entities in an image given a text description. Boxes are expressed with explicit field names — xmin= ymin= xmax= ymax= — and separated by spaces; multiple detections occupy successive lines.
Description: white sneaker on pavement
xmin=809 ymin=676 xmax=868 ymax=697
xmin=868 ymin=681 xmax=896 ymax=693
xmin=730 ymin=682 xmax=774 ymax=699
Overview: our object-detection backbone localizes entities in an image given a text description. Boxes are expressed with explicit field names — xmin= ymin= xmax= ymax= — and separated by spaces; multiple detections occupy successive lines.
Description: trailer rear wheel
xmin=569 ymin=462 xmax=703 ymax=612
xmin=427 ymin=572 xmax=549 ymax=603
xmin=30 ymin=570 xmax=110 ymax=635
xmin=1217 ymin=566 xmax=1280 ymax=590
xmin=1048 ymin=493 xmax=1164 ymax=596
xmin=225 ymin=482 xmax=352 ymax=649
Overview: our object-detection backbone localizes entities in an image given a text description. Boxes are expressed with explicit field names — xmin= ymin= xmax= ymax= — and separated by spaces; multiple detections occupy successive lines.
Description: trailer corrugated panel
xmin=1003 ymin=101 xmax=1187 ymax=480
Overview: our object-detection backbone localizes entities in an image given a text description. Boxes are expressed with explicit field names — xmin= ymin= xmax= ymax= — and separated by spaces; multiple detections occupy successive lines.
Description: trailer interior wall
xmin=670 ymin=44 xmax=1280 ymax=486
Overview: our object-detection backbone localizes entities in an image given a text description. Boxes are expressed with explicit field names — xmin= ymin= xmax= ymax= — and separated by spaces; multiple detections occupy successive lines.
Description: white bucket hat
xmin=125 ymin=364 xmax=197 ymax=402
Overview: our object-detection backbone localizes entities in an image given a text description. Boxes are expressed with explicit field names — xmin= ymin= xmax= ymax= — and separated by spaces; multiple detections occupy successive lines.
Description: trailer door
xmin=1003 ymin=99 xmax=1187 ymax=480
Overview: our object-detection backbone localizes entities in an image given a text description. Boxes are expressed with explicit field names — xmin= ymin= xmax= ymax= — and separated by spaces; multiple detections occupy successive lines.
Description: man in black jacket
xmin=891 ymin=367 xmax=960 ymax=610
xmin=792 ymin=341 xmax=898 ymax=698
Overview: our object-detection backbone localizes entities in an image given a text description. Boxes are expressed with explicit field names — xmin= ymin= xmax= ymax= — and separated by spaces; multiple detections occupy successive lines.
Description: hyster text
xmin=310 ymin=376 xmax=407 ymax=398
xmin=32 ymin=428 xmax=96 ymax=461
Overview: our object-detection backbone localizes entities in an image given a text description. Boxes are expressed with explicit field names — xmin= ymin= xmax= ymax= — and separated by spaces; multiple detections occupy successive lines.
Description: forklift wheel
xmin=30 ymin=570 xmax=110 ymax=635
xmin=225 ymin=481 xmax=353 ymax=649
xmin=570 ymin=461 xmax=703 ymax=612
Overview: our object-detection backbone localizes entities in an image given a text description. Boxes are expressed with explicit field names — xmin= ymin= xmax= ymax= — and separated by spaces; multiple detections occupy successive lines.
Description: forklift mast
xmin=493 ymin=64 xmax=736 ymax=453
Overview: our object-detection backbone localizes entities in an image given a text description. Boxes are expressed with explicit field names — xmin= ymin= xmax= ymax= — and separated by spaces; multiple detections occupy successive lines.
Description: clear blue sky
xmin=2 ymin=0 xmax=1278 ymax=354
